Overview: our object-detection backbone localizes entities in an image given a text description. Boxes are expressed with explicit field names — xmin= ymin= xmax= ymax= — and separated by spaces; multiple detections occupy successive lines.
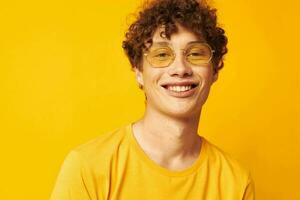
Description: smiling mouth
xmin=161 ymin=84 xmax=198 ymax=93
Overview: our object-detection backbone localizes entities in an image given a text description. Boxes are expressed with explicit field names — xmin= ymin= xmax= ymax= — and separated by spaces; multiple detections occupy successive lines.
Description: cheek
xmin=142 ymin=66 xmax=165 ymax=85
xmin=195 ymin=67 xmax=214 ymax=82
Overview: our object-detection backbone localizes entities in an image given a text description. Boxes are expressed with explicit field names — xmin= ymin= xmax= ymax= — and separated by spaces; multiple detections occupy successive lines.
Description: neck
xmin=132 ymin=108 xmax=202 ymax=169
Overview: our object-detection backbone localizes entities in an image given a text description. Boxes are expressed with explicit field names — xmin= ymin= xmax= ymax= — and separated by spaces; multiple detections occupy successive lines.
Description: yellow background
xmin=0 ymin=0 xmax=299 ymax=199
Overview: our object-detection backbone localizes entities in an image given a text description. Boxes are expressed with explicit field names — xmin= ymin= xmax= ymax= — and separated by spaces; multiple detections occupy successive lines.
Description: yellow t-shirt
xmin=51 ymin=124 xmax=254 ymax=200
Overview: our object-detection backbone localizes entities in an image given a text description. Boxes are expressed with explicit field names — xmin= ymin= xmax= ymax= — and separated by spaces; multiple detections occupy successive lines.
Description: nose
xmin=167 ymin=54 xmax=193 ymax=77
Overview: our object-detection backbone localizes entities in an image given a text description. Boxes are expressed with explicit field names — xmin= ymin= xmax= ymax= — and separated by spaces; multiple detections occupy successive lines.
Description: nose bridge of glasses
xmin=173 ymin=48 xmax=190 ymax=65
xmin=168 ymin=48 xmax=193 ymax=75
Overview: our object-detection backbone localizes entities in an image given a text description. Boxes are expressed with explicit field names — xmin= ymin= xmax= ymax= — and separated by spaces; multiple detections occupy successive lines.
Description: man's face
xmin=135 ymin=24 xmax=218 ymax=119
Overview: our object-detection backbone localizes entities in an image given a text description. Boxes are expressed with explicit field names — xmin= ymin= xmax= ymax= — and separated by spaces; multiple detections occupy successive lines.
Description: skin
xmin=132 ymin=24 xmax=218 ymax=171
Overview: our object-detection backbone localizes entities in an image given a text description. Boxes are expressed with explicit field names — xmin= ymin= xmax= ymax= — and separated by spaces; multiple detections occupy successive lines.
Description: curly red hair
xmin=122 ymin=0 xmax=227 ymax=74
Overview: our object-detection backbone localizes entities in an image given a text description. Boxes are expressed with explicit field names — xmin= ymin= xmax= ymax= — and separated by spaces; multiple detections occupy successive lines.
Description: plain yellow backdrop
xmin=0 ymin=0 xmax=299 ymax=199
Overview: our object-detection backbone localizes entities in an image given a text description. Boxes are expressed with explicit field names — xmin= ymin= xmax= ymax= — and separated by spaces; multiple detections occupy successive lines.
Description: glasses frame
xmin=143 ymin=42 xmax=215 ymax=68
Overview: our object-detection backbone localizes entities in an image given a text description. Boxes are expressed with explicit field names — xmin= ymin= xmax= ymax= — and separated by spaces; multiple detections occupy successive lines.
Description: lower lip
xmin=162 ymin=86 xmax=197 ymax=98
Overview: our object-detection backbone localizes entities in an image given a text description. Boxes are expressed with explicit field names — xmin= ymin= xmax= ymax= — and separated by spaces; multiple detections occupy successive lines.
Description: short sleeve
xmin=50 ymin=151 xmax=93 ymax=200
xmin=242 ymin=173 xmax=255 ymax=200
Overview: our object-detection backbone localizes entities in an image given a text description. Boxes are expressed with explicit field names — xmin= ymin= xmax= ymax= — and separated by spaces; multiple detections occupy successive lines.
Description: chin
xmin=159 ymin=103 xmax=202 ymax=120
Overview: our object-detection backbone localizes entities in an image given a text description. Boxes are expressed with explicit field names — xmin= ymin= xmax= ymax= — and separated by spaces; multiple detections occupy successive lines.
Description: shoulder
xmin=51 ymin=126 xmax=131 ymax=199
xmin=69 ymin=124 xmax=131 ymax=170
xmin=202 ymin=137 xmax=253 ymax=189
xmin=203 ymin=137 xmax=250 ymax=174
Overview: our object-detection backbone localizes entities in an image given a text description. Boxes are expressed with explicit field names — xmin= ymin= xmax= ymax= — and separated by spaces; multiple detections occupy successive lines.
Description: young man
xmin=51 ymin=0 xmax=254 ymax=199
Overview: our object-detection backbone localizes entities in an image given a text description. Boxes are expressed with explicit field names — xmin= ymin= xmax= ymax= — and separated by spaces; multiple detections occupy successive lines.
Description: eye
xmin=155 ymin=52 xmax=170 ymax=58
xmin=150 ymin=48 xmax=173 ymax=60
xmin=187 ymin=49 xmax=205 ymax=55
xmin=186 ymin=47 xmax=209 ymax=59
xmin=188 ymin=52 xmax=205 ymax=57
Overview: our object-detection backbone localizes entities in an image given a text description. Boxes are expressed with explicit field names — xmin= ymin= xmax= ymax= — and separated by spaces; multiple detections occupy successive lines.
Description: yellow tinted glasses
xmin=144 ymin=42 xmax=214 ymax=68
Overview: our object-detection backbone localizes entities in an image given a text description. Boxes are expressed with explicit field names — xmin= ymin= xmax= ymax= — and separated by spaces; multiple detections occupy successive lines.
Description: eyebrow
xmin=151 ymin=40 xmax=206 ymax=47
xmin=150 ymin=41 xmax=171 ymax=47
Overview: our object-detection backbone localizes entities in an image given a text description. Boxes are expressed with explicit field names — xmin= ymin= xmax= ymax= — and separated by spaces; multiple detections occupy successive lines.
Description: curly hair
xmin=122 ymin=0 xmax=228 ymax=74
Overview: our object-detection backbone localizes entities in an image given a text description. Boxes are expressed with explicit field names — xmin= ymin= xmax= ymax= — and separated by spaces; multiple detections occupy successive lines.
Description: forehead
xmin=151 ymin=25 xmax=205 ymax=47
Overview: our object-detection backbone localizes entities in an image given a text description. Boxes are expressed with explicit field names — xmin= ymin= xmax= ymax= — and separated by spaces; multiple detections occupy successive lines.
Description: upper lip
xmin=160 ymin=80 xmax=199 ymax=87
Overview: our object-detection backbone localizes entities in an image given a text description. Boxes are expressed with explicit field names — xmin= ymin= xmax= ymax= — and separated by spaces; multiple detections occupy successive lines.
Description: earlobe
xmin=135 ymin=68 xmax=144 ymax=86
xmin=212 ymin=71 xmax=218 ymax=83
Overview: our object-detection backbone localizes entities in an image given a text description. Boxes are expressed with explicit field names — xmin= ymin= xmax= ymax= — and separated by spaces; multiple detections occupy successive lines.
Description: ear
xmin=134 ymin=68 xmax=144 ymax=86
xmin=212 ymin=71 xmax=218 ymax=83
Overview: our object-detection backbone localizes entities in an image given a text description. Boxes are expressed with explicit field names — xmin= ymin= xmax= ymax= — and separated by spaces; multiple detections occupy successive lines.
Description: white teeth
xmin=168 ymin=85 xmax=192 ymax=92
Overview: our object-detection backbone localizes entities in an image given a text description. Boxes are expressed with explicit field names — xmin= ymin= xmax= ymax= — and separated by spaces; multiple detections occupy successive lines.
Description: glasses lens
xmin=186 ymin=44 xmax=212 ymax=65
xmin=146 ymin=47 xmax=174 ymax=68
